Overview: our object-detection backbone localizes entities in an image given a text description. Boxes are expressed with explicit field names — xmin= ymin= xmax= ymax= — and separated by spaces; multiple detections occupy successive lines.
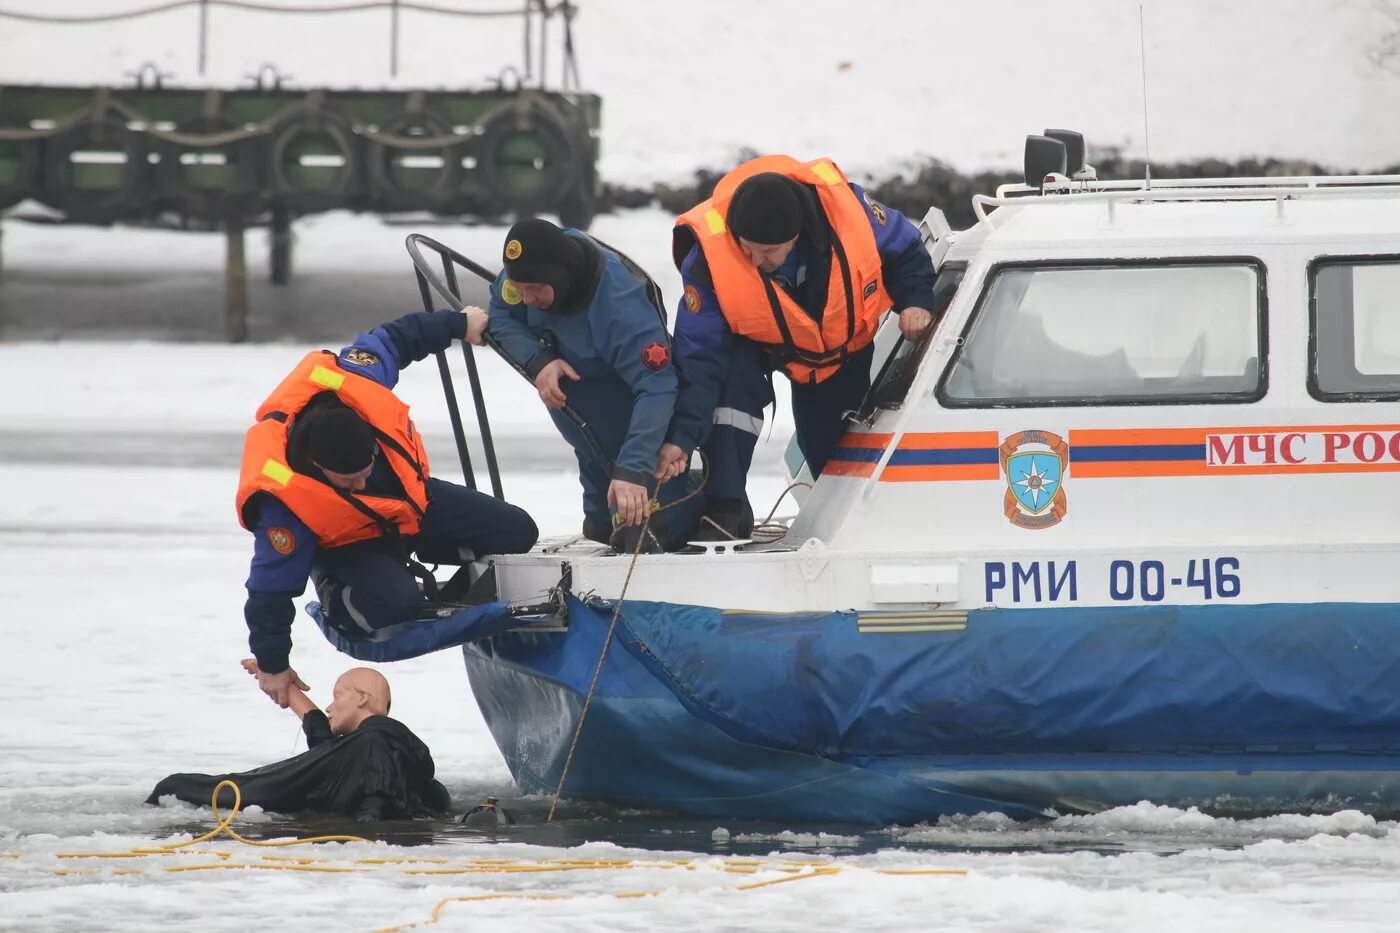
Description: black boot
xmin=691 ymin=497 xmax=754 ymax=542
xmin=582 ymin=514 xmax=612 ymax=545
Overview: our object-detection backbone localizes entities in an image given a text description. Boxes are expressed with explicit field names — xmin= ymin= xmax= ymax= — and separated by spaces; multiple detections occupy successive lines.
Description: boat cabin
xmin=491 ymin=140 xmax=1400 ymax=619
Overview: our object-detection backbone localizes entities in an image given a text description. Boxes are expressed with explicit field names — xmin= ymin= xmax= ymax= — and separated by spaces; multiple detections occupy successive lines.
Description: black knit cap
xmin=727 ymin=173 xmax=802 ymax=244
xmin=502 ymin=218 xmax=586 ymax=302
xmin=307 ymin=407 xmax=376 ymax=474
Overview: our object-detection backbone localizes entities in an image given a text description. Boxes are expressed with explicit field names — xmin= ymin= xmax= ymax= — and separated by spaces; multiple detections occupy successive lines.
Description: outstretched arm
xmin=241 ymin=658 xmax=317 ymax=717
xmin=241 ymin=659 xmax=334 ymax=747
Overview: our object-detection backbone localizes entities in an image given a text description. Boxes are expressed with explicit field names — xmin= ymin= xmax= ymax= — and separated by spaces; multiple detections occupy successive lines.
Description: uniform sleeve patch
xmin=267 ymin=526 xmax=297 ymax=555
xmin=501 ymin=279 xmax=523 ymax=305
xmin=641 ymin=340 xmax=671 ymax=371
xmin=683 ymin=284 xmax=701 ymax=314
xmin=343 ymin=347 xmax=380 ymax=367
xmin=863 ymin=191 xmax=888 ymax=225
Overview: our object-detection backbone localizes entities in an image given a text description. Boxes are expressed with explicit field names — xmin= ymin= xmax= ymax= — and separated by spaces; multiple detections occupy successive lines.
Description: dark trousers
xmin=702 ymin=338 xmax=872 ymax=502
xmin=547 ymin=375 xmax=697 ymax=543
xmin=313 ymin=477 xmax=537 ymax=634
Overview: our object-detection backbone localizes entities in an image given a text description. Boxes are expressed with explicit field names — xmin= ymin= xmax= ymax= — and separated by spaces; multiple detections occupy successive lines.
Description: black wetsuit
xmin=147 ymin=713 xmax=451 ymax=820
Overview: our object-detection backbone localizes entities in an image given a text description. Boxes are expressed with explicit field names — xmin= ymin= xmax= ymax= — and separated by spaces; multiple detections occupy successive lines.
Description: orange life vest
xmin=672 ymin=155 xmax=894 ymax=384
xmin=235 ymin=351 xmax=431 ymax=548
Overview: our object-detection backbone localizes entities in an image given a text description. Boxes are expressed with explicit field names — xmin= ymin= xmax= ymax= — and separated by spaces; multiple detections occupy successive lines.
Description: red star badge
xmin=641 ymin=340 xmax=670 ymax=371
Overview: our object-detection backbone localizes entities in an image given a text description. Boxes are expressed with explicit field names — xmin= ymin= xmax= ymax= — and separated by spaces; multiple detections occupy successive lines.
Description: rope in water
xmin=546 ymin=507 xmax=652 ymax=823
xmin=545 ymin=465 xmax=815 ymax=819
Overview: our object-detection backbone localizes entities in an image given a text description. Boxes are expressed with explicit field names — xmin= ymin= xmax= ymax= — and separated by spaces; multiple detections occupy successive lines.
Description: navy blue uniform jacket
xmin=486 ymin=230 xmax=675 ymax=488
xmin=242 ymin=311 xmax=467 ymax=674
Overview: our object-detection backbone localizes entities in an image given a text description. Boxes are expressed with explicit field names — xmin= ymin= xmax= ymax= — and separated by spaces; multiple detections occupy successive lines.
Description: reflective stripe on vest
xmin=235 ymin=351 xmax=432 ymax=547
xmin=673 ymin=155 xmax=893 ymax=384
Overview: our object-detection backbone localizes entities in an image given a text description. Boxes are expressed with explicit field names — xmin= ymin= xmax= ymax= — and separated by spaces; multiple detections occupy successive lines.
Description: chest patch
xmin=267 ymin=526 xmax=297 ymax=555
xmin=641 ymin=340 xmax=671 ymax=371
xmin=501 ymin=279 xmax=523 ymax=305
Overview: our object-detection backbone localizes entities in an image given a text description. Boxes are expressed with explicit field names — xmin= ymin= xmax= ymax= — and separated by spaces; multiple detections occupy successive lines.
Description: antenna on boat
xmin=1138 ymin=4 xmax=1153 ymax=189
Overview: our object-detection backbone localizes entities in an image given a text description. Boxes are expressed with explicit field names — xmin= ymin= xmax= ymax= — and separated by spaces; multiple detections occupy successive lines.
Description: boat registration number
xmin=984 ymin=558 xmax=1242 ymax=605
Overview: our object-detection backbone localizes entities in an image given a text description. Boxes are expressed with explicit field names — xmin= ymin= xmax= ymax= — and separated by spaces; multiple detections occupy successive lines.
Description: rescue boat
xmin=423 ymin=135 xmax=1400 ymax=823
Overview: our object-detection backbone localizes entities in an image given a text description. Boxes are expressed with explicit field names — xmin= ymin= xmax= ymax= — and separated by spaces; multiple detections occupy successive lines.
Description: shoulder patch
xmin=267 ymin=526 xmax=297 ymax=555
xmin=343 ymin=347 xmax=380 ymax=367
xmin=505 ymin=238 xmax=523 ymax=260
xmin=641 ymin=340 xmax=671 ymax=371
xmin=683 ymin=284 xmax=701 ymax=314
xmin=863 ymin=191 xmax=888 ymax=225
xmin=501 ymin=279 xmax=523 ymax=305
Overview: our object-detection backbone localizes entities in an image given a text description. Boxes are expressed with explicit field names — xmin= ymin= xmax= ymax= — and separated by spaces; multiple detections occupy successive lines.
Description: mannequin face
xmin=325 ymin=668 xmax=391 ymax=734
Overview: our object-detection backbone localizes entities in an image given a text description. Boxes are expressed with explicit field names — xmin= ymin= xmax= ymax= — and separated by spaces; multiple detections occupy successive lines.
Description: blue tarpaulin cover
xmin=306 ymin=599 xmax=518 ymax=663
xmin=607 ymin=600 xmax=1400 ymax=759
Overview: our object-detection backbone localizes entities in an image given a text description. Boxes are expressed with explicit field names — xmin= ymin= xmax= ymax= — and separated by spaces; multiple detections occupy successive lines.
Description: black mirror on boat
xmin=1044 ymin=129 xmax=1085 ymax=175
xmin=1023 ymin=135 xmax=1067 ymax=188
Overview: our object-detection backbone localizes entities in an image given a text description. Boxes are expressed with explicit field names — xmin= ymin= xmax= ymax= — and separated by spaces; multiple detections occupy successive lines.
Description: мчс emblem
xmin=267 ymin=526 xmax=297 ymax=555
xmin=501 ymin=279 xmax=523 ymax=305
xmin=343 ymin=347 xmax=379 ymax=367
xmin=683 ymin=284 xmax=701 ymax=314
xmin=863 ymin=191 xmax=888 ymax=225
xmin=641 ymin=340 xmax=670 ymax=371
xmin=998 ymin=430 xmax=1070 ymax=529
xmin=505 ymin=238 xmax=523 ymax=260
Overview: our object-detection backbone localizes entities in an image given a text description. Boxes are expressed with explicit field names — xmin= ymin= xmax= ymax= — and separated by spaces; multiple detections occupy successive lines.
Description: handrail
xmin=973 ymin=178 xmax=1400 ymax=227
xmin=404 ymin=233 xmax=616 ymax=495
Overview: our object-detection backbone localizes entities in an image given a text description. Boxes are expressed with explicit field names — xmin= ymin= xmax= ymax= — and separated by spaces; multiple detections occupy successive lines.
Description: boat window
xmin=1310 ymin=257 xmax=1400 ymax=401
xmin=865 ymin=263 xmax=967 ymax=414
xmin=938 ymin=261 xmax=1265 ymax=407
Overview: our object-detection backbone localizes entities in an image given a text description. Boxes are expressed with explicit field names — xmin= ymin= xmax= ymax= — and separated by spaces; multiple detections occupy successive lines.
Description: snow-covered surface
xmin=2 ymin=0 xmax=1399 ymax=184
xmin=7 ymin=1 xmax=1400 ymax=928
xmin=6 ymin=343 xmax=1400 ymax=932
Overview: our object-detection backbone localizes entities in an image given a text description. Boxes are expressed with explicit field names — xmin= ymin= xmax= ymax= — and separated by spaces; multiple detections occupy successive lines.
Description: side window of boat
xmin=867 ymin=263 xmax=967 ymax=412
xmin=937 ymin=260 xmax=1266 ymax=407
xmin=1310 ymin=256 xmax=1400 ymax=401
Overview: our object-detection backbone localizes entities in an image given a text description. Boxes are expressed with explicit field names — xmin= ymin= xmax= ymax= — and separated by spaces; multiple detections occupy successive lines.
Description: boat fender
xmin=367 ymin=109 xmax=462 ymax=212
xmin=42 ymin=113 xmax=151 ymax=223
xmin=473 ymin=99 xmax=577 ymax=213
xmin=268 ymin=105 xmax=360 ymax=213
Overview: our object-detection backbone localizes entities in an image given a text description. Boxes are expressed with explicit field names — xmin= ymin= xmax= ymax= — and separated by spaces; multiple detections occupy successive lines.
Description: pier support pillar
xmin=270 ymin=202 xmax=292 ymax=285
xmin=225 ymin=216 xmax=248 ymax=343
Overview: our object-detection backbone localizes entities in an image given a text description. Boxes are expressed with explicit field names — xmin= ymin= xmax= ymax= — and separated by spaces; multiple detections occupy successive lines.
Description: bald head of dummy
xmin=325 ymin=668 xmax=392 ymax=735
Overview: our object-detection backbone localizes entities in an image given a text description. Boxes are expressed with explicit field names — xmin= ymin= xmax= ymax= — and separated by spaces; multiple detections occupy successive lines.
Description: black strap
xmin=366 ymin=426 xmax=428 ymax=519
xmin=757 ymin=228 xmax=861 ymax=382
xmin=329 ymin=485 xmax=439 ymax=599
xmin=586 ymin=233 xmax=668 ymax=329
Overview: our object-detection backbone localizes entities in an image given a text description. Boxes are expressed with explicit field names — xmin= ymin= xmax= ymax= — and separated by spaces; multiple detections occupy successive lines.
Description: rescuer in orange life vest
xmin=236 ymin=310 xmax=539 ymax=707
xmin=660 ymin=156 xmax=937 ymax=538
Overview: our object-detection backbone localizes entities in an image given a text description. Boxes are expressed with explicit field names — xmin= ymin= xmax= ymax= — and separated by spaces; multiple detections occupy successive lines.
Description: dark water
xmin=164 ymin=792 xmax=1389 ymax=858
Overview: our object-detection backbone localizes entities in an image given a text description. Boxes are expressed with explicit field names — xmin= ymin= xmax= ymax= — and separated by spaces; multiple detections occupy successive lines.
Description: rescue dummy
xmin=146 ymin=664 xmax=450 ymax=821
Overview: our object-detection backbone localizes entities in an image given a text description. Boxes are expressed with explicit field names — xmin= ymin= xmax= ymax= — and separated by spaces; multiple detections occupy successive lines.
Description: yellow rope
xmin=52 ymin=779 xmax=371 ymax=867
xmin=371 ymin=862 xmax=949 ymax=933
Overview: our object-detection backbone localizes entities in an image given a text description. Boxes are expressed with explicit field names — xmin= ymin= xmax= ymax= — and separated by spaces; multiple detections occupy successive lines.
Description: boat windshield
xmin=939 ymin=261 xmax=1264 ymax=406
